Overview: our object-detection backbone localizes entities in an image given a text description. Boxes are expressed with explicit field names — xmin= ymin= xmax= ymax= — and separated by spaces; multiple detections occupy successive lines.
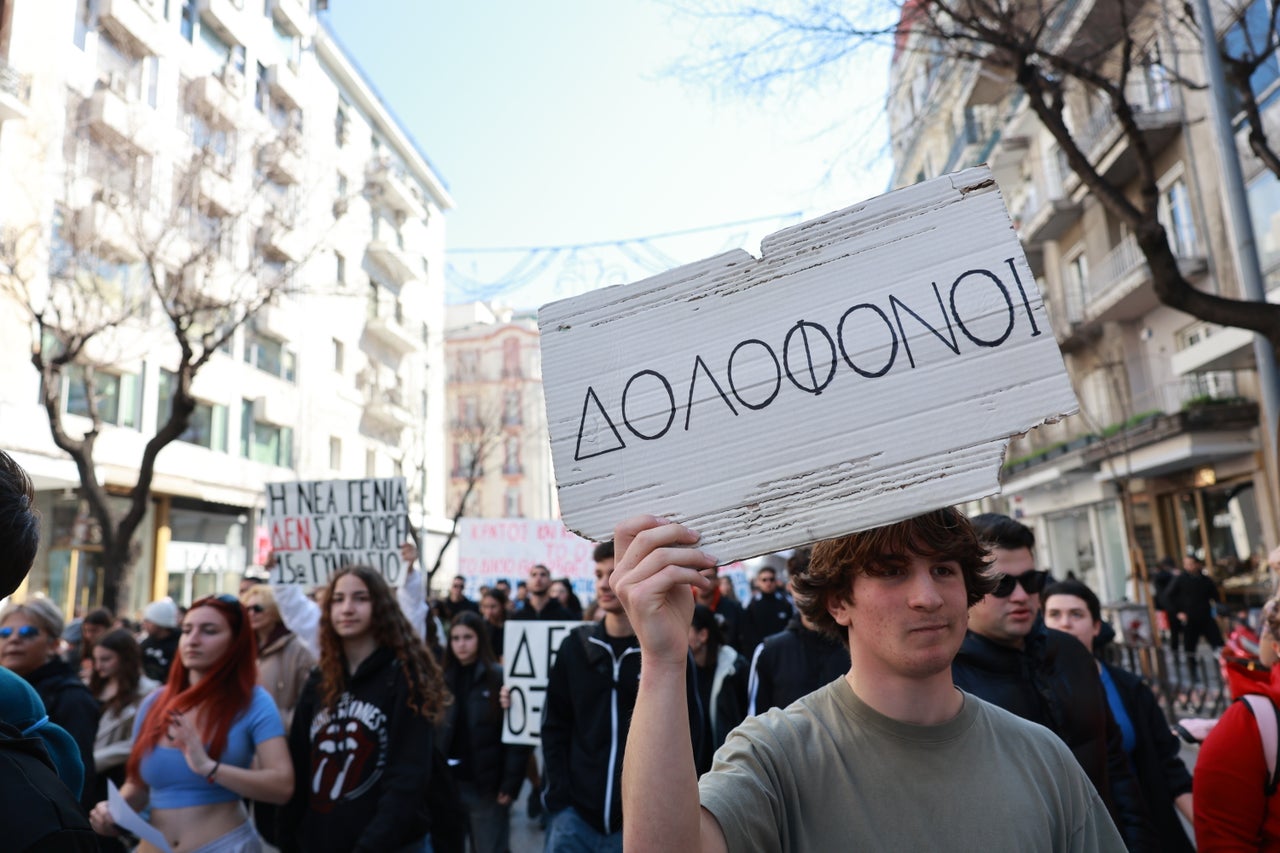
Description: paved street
xmin=509 ymin=784 xmax=545 ymax=853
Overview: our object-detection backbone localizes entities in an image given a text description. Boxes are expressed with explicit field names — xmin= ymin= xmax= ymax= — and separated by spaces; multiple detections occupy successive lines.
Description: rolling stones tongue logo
xmin=310 ymin=698 xmax=388 ymax=810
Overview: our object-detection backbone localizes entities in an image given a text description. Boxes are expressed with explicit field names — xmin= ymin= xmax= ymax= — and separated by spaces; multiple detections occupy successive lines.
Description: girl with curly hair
xmin=280 ymin=565 xmax=450 ymax=853
xmin=88 ymin=594 xmax=294 ymax=852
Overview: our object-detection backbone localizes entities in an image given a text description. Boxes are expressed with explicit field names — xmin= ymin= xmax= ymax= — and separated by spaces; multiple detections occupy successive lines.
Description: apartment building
xmin=444 ymin=302 xmax=557 ymax=523
xmin=0 ymin=0 xmax=453 ymax=616
xmin=888 ymin=0 xmax=1280 ymax=604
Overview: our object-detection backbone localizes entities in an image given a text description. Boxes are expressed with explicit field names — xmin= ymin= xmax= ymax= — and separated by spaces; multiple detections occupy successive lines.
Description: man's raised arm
xmin=612 ymin=516 xmax=728 ymax=853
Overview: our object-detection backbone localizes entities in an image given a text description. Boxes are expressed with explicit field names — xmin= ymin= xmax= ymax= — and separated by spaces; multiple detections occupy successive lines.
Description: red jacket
xmin=1195 ymin=673 xmax=1280 ymax=850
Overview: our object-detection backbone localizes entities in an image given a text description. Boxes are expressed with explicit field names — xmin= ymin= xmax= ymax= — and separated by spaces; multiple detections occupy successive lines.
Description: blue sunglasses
xmin=0 ymin=625 xmax=41 ymax=640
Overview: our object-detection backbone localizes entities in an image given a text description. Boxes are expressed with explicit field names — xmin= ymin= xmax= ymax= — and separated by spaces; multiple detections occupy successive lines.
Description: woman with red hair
xmin=88 ymin=594 xmax=294 ymax=852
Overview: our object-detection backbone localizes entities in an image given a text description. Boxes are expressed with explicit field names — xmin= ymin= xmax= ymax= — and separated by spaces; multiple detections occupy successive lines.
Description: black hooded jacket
xmin=26 ymin=657 xmax=98 ymax=813
xmin=436 ymin=659 xmax=528 ymax=799
xmin=952 ymin=623 xmax=1157 ymax=852
xmin=540 ymin=621 xmax=702 ymax=835
xmin=747 ymin=617 xmax=850 ymax=715
xmin=282 ymin=647 xmax=435 ymax=853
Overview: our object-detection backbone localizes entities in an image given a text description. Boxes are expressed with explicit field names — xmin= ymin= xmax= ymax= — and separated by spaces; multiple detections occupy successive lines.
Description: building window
xmin=504 ymin=487 xmax=521 ymax=518
xmin=332 ymin=338 xmax=344 ymax=372
xmin=180 ymin=0 xmax=197 ymax=43
xmin=335 ymin=251 xmax=346 ymax=285
xmin=74 ymin=0 xmax=93 ymax=49
xmin=1224 ymin=0 xmax=1280 ymax=105
xmin=158 ymin=370 xmax=228 ymax=451
xmin=1063 ymin=248 xmax=1089 ymax=322
xmin=1248 ymin=169 xmax=1280 ymax=285
xmin=365 ymin=448 xmax=377 ymax=477
xmin=240 ymin=399 xmax=293 ymax=466
xmin=502 ymin=337 xmax=522 ymax=378
xmin=255 ymin=62 xmax=268 ymax=112
xmin=504 ymin=435 xmax=521 ymax=476
xmin=65 ymin=365 xmax=141 ymax=428
xmin=243 ymin=328 xmax=297 ymax=382
xmin=335 ymin=100 xmax=349 ymax=147
xmin=1158 ymin=174 xmax=1198 ymax=258
xmin=503 ymin=390 xmax=521 ymax=426
xmin=329 ymin=436 xmax=342 ymax=470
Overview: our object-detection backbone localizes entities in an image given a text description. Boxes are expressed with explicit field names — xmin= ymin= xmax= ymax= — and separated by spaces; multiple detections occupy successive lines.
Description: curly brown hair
xmin=318 ymin=565 xmax=450 ymax=722
xmin=793 ymin=507 xmax=996 ymax=648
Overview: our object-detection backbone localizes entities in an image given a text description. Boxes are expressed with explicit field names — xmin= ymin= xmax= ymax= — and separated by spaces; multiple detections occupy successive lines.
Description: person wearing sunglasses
xmin=952 ymin=514 xmax=1156 ymax=851
xmin=0 ymin=595 xmax=101 ymax=812
xmin=88 ymin=594 xmax=294 ymax=852
xmin=240 ymin=583 xmax=314 ymax=847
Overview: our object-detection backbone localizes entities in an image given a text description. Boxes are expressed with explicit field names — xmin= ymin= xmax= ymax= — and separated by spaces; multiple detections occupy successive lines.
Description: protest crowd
xmin=5 ymin=445 xmax=1280 ymax=852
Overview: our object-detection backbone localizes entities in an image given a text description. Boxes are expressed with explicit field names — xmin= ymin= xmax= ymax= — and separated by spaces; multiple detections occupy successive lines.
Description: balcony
xmin=85 ymin=84 xmax=155 ymax=153
xmin=0 ymin=57 xmax=31 ymax=124
xmin=259 ymin=137 xmax=303 ymax=184
xmin=254 ymin=300 xmax=299 ymax=342
xmin=367 ymin=238 xmax=419 ymax=284
xmin=188 ymin=73 xmax=241 ymax=128
xmin=359 ymin=369 xmax=415 ymax=432
xmin=365 ymin=157 xmax=428 ymax=221
xmin=75 ymin=200 xmax=143 ymax=262
xmin=258 ymin=217 xmax=304 ymax=264
xmin=1071 ymin=73 xmax=1182 ymax=189
xmin=267 ymin=0 xmax=312 ymax=36
xmin=1081 ymin=234 xmax=1208 ymax=324
xmin=253 ymin=394 xmax=294 ymax=426
xmin=1171 ymin=288 xmax=1280 ymax=375
xmin=198 ymin=168 xmax=236 ymax=215
xmin=1018 ymin=149 xmax=1082 ymax=246
xmin=97 ymin=0 xmax=166 ymax=56
xmin=197 ymin=0 xmax=251 ymax=46
xmin=365 ymin=299 xmax=423 ymax=355
xmin=266 ymin=62 xmax=305 ymax=110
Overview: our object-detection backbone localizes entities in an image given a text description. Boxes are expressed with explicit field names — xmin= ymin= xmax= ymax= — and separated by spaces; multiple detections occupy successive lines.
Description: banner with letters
xmin=457 ymin=518 xmax=597 ymax=602
xmin=265 ymin=477 xmax=410 ymax=587
xmin=502 ymin=620 xmax=583 ymax=746
xmin=538 ymin=167 xmax=1079 ymax=563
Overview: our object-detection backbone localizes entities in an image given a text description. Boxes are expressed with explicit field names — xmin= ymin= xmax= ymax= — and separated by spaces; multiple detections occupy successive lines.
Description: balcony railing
xmin=0 ymin=56 xmax=32 ymax=104
xmin=1077 ymin=69 xmax=1181 ymax=160
xmin=1085 ymin=234 xmax=1145 ymax=307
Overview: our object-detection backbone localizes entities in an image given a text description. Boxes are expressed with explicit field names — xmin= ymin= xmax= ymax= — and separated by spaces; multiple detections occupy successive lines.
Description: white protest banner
xmin=457 ymin=518 xmax=597 ymax=601
xmin=502 ymin=620 xmax=582 ymax=746
xmin=265 ymin=477 xmax=410 ymax=587
xmin=539 ymin=167 xmax=1078 ymax=562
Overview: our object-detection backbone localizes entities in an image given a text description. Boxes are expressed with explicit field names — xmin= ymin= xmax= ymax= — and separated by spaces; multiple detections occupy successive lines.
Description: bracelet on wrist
xmin=205 ymin=761 xmax=220 ymax=784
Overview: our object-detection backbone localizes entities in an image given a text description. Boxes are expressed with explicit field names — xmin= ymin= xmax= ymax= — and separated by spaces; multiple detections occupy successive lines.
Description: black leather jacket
xmin=436 ymin=660 xmax=528 ymax=798
xmin=952 ymin=623 xmax=1157 ymax=851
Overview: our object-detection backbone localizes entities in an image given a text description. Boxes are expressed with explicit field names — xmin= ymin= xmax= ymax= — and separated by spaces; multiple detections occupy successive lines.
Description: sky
xmin=322 ymin=1 xmax=894 ymax=311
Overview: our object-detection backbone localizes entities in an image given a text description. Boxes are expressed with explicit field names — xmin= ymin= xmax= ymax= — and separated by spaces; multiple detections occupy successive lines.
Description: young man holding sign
xmin=613 ymin=509 xmax=1123 ymax=852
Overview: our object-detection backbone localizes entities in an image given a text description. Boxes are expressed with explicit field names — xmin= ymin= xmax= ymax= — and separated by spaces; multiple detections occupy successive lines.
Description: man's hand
xmin=611 ymin=515 xmax=717 ymax=668
xmin=401 ymin=540 xmax=419 ymax=567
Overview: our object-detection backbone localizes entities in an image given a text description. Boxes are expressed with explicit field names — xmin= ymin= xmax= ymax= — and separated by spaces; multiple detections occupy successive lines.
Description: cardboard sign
xmin=265 ymin=478 xmax=410 ymax=587
xmin=457 ymin=518 xmax=597 ymax=601
xmin=502 ymin=620 xmax=582 ymax=746
xmin=538 ymin=167 xmax=1078 ymax=562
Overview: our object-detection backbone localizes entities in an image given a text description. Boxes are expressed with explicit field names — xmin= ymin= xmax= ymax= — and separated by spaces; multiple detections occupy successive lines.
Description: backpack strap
xmin=1241 ymin=694 xmax=1280 ymax=796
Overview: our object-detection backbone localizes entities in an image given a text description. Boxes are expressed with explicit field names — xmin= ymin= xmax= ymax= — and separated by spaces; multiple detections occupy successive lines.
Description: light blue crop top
xmin=134 ymin=685 xmax=284 ymax=809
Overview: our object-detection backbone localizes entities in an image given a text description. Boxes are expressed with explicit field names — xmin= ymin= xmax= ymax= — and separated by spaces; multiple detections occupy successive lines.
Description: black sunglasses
xmin=0 ymin=625 xmax=41 ymax=640
xmin=248 ymin=604 xmax=265 ymax=614
xmin=991 ymin=570 xmax=1051 ymax=598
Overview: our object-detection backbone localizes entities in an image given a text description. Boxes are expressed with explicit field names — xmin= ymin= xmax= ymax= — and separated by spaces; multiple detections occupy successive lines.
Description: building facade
xmin=444 ymin=302 xmax=557 ymax=525
xmin=0 ymin=0 xmax=453 ymax=616
xmin=888 ymin=0 xmax=1280 ymax=604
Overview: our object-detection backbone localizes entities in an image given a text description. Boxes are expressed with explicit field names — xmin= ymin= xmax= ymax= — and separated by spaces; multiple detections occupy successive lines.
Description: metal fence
xmin=1107 ymin=638 xmax=1233 ymax=721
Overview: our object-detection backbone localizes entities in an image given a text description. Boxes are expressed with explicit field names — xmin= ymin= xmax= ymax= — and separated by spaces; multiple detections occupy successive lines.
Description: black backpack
xmin=0 ymin=721 xmax=98 ymax=852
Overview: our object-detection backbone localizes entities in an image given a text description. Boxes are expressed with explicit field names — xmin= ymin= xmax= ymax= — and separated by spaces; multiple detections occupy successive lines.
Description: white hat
xmin=143 ymin=598 xmax=179 ymax=629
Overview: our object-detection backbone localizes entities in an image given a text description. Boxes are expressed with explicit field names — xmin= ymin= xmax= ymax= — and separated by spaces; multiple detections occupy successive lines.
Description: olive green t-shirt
xmin=698 ymin=677 xmax=1124 ymax=852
